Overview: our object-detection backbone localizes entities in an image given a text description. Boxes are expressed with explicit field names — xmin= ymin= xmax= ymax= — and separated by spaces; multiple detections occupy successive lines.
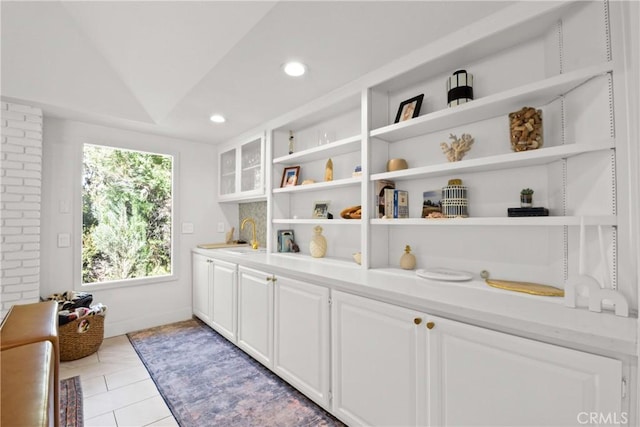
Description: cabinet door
xmin=239 ymin=137 xmax=263 ymax=194
xmin=332 ymin=290 xmax=421 ymax=427
xmin=274 ymin=276 xmax=330 ymax=409
xmin=426 ymin=316 xmax=623 ymax=427
xmin=192 ymin=254 xmax=212 ymax=324
xmin=218 ymin=147 xmax=237 ymax=197
xmin=210 ymin=260 xmax=237 ymax=342
xmin=237 ymin=266 xmax=273 ymax=367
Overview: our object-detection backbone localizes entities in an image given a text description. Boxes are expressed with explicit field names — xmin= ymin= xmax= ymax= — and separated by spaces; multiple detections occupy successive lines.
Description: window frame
xmin=74 ymin=140 xmax=179 ymax=291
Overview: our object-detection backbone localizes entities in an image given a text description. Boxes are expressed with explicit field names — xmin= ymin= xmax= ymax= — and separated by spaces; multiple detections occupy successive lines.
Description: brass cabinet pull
xmin=413 ymin=317 xmax=422 ymax=325
xmin=426 ymin=321 xmax=435 ymax=330
xmin=266 ymin=275 xmax=277 ymax=282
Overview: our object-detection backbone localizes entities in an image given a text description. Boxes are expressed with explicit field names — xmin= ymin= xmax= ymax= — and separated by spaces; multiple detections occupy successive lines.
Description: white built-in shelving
xmin=273 ymin=176 xmax=361 ymax=194
xmin=272 ymin=135 xmax=361 ymax=165
xmin=370 ymin=61 xmax=613 ymax=143
xmin=272 ymin=219 xmax=361 ymax=226
xmin=371 ymin=216 xmax=617 ymax=227
xmin=255 ymin=0 xmax=633 ymax=296
xmin=370 ymin=140 xmax=615 ymax=182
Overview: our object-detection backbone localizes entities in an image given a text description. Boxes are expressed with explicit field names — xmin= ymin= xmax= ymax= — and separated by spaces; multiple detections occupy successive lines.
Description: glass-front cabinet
xmin=218 ymin=134 xmax=265 ymax=201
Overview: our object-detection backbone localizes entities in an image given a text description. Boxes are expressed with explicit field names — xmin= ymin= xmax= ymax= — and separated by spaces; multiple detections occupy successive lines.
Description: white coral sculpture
xmin=440 ymin=133 xmax=474 ymax=162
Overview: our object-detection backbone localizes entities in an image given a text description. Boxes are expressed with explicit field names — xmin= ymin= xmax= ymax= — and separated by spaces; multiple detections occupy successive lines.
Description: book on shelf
xmin=376 ymin=180 xmax=395 ymax=218
xmin=384 ymin=188 xmax=395 ymax=218
xmin=395 ymin=190 xmax=409 ymax=219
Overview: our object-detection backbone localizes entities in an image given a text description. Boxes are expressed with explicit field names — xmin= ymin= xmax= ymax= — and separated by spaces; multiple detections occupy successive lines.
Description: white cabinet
xmin=218 ymin=134 xmax=265 ymax=201
xmin=210 ymin=259 xmax=237 ymax=342
xmin=331 ymin=290 xmax=420 ymax=426
xmin=237 ymin=266 xmax=274 ymax=367
xmin=426 ymin=315 xmax=623 ymax=427
xmin=274 ymin=275 xmax=330 ymax=410
xmin=192 ymin=253 xmax=212 ymax=324
xmin=332 ymin=290 xmax=623 ymax=427
xmin=192 ymin=254 xmax=237 ymax=341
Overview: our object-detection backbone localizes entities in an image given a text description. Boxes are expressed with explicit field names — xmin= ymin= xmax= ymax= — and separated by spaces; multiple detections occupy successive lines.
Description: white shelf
xmin=273 ymin=135 xmax=361 ymax=165
xmin=273 ymin=176 xmax=361 ymax=194
xmin=371 ymin=216 xmax=617 ymax=227
xmin=370 ymin=61 xmax=614 ymax=143
xmin=370 ymin=140 xmax=615 ymax=182
xmin=273 ymin=218 xmax=362 ymax=225
xmin=221 ymin=172 xmax=235 ymax=178
xmin=218 ymin=193 xmax=266 ymax=204
xmin=242 ymin=164 xmax=261 ymax=172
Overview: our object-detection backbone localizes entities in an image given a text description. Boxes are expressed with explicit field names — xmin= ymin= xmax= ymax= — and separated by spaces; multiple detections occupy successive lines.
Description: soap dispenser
xmin=400 ymin=245 xmax=416 ymax=270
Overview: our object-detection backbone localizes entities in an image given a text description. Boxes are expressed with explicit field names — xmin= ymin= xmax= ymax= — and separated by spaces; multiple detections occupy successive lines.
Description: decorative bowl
xmin=386 ymin=158 xmax=408 ymax=171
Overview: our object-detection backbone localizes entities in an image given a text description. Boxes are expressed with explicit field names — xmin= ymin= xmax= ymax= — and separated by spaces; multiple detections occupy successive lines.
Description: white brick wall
xmin=1 ymin=101 xmax=43 ymax=318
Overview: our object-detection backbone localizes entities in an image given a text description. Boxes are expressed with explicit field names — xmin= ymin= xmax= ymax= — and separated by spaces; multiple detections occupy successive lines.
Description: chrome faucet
xmin=240 ymin=217 xmax=259 ymax=250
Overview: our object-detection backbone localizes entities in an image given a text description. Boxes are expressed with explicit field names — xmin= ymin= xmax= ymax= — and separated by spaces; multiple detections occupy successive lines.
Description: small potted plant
xmin=520 ymin=188 xmax=534 ymax=207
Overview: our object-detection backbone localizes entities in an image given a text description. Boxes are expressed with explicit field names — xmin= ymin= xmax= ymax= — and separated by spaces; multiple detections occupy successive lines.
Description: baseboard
xmin=104 ymin=307 xmax=193 ymax=338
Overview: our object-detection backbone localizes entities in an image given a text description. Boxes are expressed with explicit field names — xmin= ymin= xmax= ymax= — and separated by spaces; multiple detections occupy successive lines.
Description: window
xmin=82 ymin=144 xmax=173 ymax=285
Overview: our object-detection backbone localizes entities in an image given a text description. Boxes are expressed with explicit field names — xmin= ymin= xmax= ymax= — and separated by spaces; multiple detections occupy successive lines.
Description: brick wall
xmin=1 ymin=101 xmax=43 ymax=318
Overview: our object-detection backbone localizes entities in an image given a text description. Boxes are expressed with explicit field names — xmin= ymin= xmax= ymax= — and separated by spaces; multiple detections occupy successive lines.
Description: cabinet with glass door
xmin=218 ymin=134 xmax=265 ymax=202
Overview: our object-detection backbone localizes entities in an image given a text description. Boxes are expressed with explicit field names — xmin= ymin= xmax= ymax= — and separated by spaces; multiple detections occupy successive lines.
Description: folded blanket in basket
xmin=46 ymin=291 xmax=93 ymax=312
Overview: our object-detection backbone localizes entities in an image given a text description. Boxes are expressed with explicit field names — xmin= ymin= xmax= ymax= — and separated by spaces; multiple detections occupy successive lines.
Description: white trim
xmin=74 ymin=140 xmax=180 ymax=291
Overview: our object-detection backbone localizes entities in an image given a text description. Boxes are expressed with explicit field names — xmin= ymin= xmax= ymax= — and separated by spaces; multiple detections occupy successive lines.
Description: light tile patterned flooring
xmin=60 ymin=335 xmax=178 ymax=427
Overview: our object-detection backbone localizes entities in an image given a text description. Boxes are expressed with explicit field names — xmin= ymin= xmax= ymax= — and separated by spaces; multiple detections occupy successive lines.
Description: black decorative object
xmin=447 ymin=70 xmax=473 ymax=107
xmin=508 ymin=207 xmax=549 ymax=217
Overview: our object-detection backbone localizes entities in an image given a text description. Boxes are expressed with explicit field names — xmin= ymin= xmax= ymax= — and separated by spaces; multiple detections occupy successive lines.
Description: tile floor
xmin=60 ymin=335 xmax=178 ymax=427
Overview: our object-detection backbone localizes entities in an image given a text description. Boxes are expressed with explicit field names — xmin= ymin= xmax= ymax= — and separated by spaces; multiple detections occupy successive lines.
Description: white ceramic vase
xmin=310 ymin=226 xmax=327 ymax=258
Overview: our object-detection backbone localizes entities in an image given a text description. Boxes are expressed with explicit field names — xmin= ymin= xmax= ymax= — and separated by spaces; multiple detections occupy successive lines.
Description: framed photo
xmin=394 ymin=94 xmax=424 ymax=123
xmin=280 ymin=166 xmax=300 ymax=188
xmin=277 ymin=229 xmax=296 ymax=253
xmin=312 ymin=200 xmax=330 ymax=219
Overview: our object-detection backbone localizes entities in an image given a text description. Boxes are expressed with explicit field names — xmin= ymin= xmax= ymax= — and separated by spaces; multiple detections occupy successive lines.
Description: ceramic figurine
xmin=310 ymin=226 xmax=327 ymax=258
xmin=325 ymin=158 xmax=333 ymax=181
xmin=400 ymin=245 xmax=416 ymax=270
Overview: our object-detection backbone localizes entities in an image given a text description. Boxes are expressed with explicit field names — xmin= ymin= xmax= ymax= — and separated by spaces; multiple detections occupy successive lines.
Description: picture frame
xmin=312 ymin=200 xmax=330 ymax=219
xmin=280 ymin=166 xmax=300 ymax=188
xmin=394 ymin=94 xmax=424 ymax=123
xmin=277 ymin=229 xmax=296 ymax=253
xmin=422 ymin=189 xmax=442 ymax=218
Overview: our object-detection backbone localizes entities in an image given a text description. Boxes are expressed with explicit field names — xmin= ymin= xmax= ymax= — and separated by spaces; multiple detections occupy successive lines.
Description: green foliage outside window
xmin=82 ymin=144 xmax=173 ymax=284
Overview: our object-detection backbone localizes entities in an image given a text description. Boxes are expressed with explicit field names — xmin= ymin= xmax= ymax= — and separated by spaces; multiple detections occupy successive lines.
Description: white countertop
xmin=193 ymin=248 xmax=638 ymax=357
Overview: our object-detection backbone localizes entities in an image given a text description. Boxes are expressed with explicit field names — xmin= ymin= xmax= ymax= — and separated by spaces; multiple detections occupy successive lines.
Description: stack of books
xmin=384 ymin=188 xmax=409 ymax=219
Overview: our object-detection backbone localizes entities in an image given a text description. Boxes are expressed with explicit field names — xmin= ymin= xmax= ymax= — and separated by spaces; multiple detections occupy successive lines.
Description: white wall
xmin=41 ymin=117 xmax=226 ymax=337
xmin=0 ymin=101 xmax=44 ymax=317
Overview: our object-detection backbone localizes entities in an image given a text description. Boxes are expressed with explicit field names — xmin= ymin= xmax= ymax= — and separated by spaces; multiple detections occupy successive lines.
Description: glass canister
xmin=441 ymin=178 xmax=468 ymax=218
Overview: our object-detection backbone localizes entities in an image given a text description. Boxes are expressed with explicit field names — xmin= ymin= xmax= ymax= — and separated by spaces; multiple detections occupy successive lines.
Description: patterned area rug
xmin=60 ymin=375 xmax=83 ymax=427
xmin=128 ymin=319 xmax=344 ymax=427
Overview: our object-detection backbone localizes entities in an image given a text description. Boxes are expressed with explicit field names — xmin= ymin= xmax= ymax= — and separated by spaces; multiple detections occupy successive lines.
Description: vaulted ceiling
xmin=1 ymin=1 xmax=513 ymax=145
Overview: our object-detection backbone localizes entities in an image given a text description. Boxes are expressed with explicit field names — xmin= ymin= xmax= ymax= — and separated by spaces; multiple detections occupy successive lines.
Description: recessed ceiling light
xmin=209 ymin=114 xmax=226 ymax=123
xmin=283 ymin=61 xmax=306 ymax=77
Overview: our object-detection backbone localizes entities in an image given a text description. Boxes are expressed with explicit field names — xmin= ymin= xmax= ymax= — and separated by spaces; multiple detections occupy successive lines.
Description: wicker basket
xmin=59 ymin=315 xmax=105 ymax=361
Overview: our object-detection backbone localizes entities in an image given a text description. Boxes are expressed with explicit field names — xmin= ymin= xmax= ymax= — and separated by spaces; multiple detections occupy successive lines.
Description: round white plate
xmin=416 ymin=268 xmax=473 ymax=282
